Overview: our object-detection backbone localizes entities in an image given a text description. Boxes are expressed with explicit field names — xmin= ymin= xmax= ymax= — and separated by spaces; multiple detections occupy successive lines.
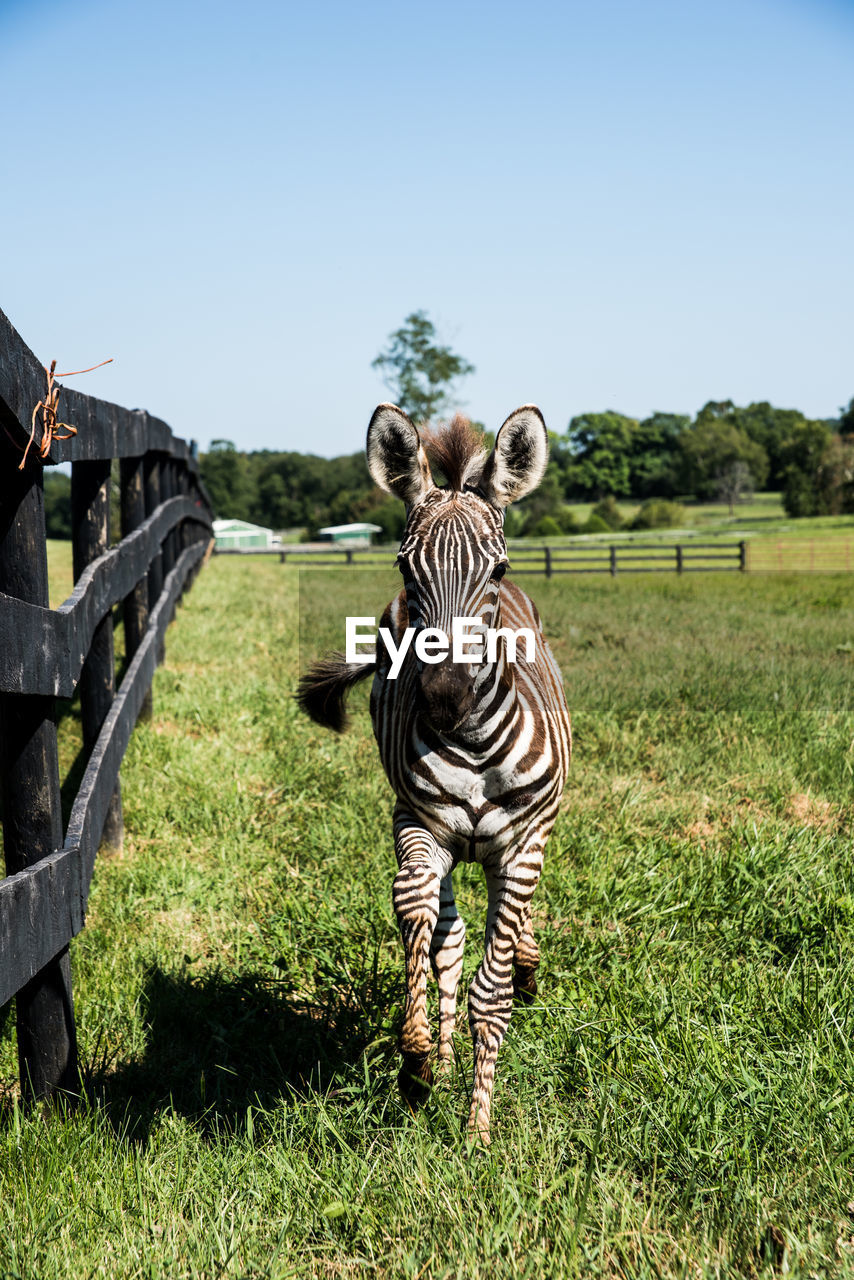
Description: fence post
xmin=178 ymin=460 xmax=190 ymax=556
xmin=169 ymin=460 xmax=183 ymax=614
xmin=0 ymin=456 xmax=79 ymax=1104
xmin=120 ymin=456 xmax=151 ymax=720
xmin=610 ymin=545 xmax=617 ymax=577
xmin=544 ymin=546 xmax=552 ymax=579
xmin=72 ymin=460 xmax=123 ymax=854
xmin=159 ymin=455 xmax=176 ymax=582
xmin=739 ymin=540 xmax=747 ymax=572
xmin=676 ymin=545 xmax=683 ymax=575
xmin=143 ymin=452 xmax=163 ymax=611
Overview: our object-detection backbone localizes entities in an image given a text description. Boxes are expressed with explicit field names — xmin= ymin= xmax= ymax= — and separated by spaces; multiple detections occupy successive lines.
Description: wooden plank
xmin=0 ymin=495 xmax=210 ymax=696
xmin=0 ymin=539 xmax=207 ymax=1008
xmin=0 ymin=849 xmax=83 ymax=1013
xmin=0 ymin=445 xmax=79 ymax=1101
xmin=0 ymin=305 xmax=205 ymax=472
xmin=680 ymin=552 xmax=742 ymax=561
xmin=159 ymin=457 xmax=176 ymax=581
xmin=143 ymin=454 xmax=164 ymax=612
xmin=120 ymin=456 xmax=150 ymax=718
xmin=66 ymin=542 xmax=206 ymax=908
xmin=72 ymin=458 xmax=123 ymax=854
xmin=547 ymin=555 xmax=610 ymax=564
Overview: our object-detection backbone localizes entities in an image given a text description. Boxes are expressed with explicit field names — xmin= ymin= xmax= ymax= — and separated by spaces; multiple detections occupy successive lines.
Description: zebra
xmin=298 ymin=403 xmax=571 ymax=1143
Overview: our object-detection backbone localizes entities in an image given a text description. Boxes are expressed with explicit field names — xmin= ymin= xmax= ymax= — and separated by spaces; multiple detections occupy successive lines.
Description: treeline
xmin=199 ymin=399 xmax=853 ymax=541
xmin=42 ymin=398 xmax=854 ymax=542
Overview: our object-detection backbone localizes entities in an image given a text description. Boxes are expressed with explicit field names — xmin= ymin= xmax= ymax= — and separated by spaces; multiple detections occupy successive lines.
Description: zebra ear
xmin=366 ymin=404 xmax=434 ymax=506
xmin=479 ymin=405 xmax=549 ymax=507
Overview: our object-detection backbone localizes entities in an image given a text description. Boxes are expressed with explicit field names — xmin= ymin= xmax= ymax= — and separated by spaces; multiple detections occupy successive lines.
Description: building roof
xmin=318 ymin=523 xmax=383 ymax=535
xmin=213 ymin=519 xmax=273 ymax=534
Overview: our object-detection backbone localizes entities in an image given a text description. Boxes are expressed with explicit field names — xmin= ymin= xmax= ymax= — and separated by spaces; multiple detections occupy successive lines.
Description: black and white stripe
xmin=298 ymin=404 xmax=570 ymax=1143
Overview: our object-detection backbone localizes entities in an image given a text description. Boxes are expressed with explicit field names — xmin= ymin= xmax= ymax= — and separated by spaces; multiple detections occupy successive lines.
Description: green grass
xmin=2 ymin=556 xmax=854 ymax=1278
xmin=558 ymin=490 xmax=787 ymax=532
xmin=528 ymin=497 xmax=854 ymax=572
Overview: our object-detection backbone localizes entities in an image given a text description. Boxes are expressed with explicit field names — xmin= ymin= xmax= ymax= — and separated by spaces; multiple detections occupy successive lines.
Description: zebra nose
xmin=418 ymin=661 xmax=475 ymax=731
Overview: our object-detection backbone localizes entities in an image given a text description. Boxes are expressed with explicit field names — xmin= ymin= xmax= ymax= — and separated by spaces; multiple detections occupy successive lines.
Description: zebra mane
xmin=420 ymin=414 xmax=486 ymax=492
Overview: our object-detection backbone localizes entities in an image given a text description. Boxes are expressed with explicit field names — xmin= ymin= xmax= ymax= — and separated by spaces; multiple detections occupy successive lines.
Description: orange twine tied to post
xmin=19 ymin=357 xmax=114 ymax=470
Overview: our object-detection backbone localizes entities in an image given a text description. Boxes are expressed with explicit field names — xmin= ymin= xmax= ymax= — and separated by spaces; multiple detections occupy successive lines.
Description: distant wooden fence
xmin=0 ymin=307 xmax=213 ymax=1104
xmin=217 ymin=540 xmax=749 ymax=574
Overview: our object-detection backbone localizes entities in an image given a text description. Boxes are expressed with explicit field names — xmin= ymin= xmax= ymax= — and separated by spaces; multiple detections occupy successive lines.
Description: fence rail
xmin=217 ymin=539 xmax=749 ymax=574
xmin=0 ymin=306 xmax=214 ymax=1103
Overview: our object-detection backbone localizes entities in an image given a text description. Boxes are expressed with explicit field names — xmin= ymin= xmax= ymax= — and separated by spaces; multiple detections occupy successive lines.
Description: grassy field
xmin=522 ymin=501 xmax=854 ymax=574
xmin=2 ymin=550 xmax=854 ymax=1278
xmin=559 ymin=491 xmax=787 ymax=532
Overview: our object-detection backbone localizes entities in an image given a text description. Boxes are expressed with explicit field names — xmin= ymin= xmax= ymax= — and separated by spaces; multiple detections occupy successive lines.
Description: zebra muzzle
xmin=417 ymin=662 xmax=475 ymax=732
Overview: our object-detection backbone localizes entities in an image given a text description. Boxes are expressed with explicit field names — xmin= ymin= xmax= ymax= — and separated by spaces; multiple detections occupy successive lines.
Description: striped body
xmin=298 ymin=404 xmax=571 ymax=1142
xmin=371 ymin=481 xmax=571 ymax=1141
xmin=372 ymin=578 xmax=570 ymax=865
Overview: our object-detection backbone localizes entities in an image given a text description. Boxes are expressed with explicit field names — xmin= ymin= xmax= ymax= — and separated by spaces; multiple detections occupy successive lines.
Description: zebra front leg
xmin=430 ymin=874 xmax=466 ymax=1072
xmin=513 ymin=902 xmax=539 ymax=1005
xmin=392 ymin=812 xmax=453 ymax=1109
xmin=467 ymin=846 xmax=544 ymax=1144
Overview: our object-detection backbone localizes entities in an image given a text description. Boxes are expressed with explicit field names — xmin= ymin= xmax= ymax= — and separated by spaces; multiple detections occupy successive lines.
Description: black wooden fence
xmin=218 ymin=539 xmax=748 ymax=574
xmin=0 ymin=307 xmax=213 ymax=1103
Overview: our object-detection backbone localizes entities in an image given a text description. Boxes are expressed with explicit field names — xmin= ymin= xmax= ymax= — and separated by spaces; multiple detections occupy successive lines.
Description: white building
xmin=317 ymin=522 xmax=383 ymax=548
xmin=213 ymin=519 xmax=278 ymax=550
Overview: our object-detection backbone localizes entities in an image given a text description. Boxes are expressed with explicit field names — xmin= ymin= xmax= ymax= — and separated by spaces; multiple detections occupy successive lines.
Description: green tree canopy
xmin=200 ymin=440 xmax=254 ymax=519
xmin=678 ymin=407 xmax=769 ymax=499
xmin=838 ymin=397 xmax=854 ymax=435
xmin=371 ymin=311 xmax=475 ymax=424
xmin=563 ymin=411 xmax=639 ymax=498
xmin=44 ymin=471 xmax=72 ymax=538
xmin=779 ymin=418 xmax=835 ymax=516
xmin=730 ymin=402 xmax=811 ymax=489
xmin=632 ymin=412 xmax=690 ymax=497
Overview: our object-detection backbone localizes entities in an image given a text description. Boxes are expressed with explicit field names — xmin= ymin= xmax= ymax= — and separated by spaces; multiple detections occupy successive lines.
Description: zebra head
xmin=367 ymin=403 xmax=549 ymax=732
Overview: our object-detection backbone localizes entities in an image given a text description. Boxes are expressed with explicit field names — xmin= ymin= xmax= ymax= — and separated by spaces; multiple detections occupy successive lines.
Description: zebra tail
xmin=296 ymin=652 xmax=376 ymax=733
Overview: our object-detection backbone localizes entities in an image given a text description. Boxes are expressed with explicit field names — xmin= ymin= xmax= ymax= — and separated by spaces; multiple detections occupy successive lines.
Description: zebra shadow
xmin=90 ymin=948 xmax=402 ymax=1141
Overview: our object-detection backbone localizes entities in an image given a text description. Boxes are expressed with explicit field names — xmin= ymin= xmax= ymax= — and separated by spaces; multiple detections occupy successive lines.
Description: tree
xmin=200 ymin=440 xmax=253 ymax=520
xmin=562 ymin=411 xmax=638 ymax=498
xmin=779 ymin=419 xmax=833 ymax=516
xmin=734 ymin=401 xmax=811 ymax=489
xmin=590 ymin=495 xmax=624 ymax=529
xmin=715 ymin=460 xmax=754 ymax=515
xmin=513 ymin=463 xmax=565 ymax=534
xmin=44 ymin=471 xmax=72 ymax=538
xmin=678 ymin=408 xmax=769 ymax=500
xmin=816 ymin=434 xmax=854 ymax=514
xmin=839 ymin=397 xmax=854 ymax=435
xmin=372 ymin=311 xmax=475 ymax=423
xmin=632 ymin=412 xmax=689 ymax=497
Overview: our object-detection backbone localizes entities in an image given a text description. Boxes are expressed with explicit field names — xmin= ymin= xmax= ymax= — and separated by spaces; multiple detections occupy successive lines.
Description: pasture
xmin=2 ymin=551 xmax=854 ymax=1279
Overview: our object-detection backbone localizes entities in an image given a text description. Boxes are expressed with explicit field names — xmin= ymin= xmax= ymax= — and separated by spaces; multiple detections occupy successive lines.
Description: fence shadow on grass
xmin=89 ymin=952 xmax=403 ymax=1141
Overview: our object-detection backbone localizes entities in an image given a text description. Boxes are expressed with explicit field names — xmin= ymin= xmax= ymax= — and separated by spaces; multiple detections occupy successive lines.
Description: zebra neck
xmin=458 ymin=627 xmax=517 ymax=745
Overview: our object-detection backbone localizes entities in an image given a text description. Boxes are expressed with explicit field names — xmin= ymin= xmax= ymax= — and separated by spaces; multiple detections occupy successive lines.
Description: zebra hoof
xmin=513 ymin=968 xmax=537 ymax=1005
xmin=464 ymin=1119 xmax=492 ymax=1153
xmin=399 ymin=1053 xmax=433 ymax=1110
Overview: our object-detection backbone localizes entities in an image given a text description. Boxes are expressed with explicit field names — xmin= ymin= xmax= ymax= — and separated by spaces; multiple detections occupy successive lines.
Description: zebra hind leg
xmin=392 ymin=817 xmax=452 ymax=1110
xmin=467 ymin=848 xmax=544 ymax=1144
xmin=430 ymin=873 xmax=466 ymax=1072
xmin=513 ymin=903 xmax=539 ymax=1005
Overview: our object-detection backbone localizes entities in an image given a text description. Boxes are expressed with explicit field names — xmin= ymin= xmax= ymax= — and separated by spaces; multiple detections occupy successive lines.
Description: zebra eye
xmin=492 ymin=562 xmax=507 ymax=582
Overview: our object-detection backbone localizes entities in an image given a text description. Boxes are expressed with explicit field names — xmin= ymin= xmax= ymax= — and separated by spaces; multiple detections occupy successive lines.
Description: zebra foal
xmin=298 ymin=403 xmax=571 ymax=1142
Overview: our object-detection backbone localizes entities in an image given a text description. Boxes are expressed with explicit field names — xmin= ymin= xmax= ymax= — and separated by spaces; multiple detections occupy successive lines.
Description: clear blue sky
xmin=2 ymin=0 xmax=852 ymax=455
